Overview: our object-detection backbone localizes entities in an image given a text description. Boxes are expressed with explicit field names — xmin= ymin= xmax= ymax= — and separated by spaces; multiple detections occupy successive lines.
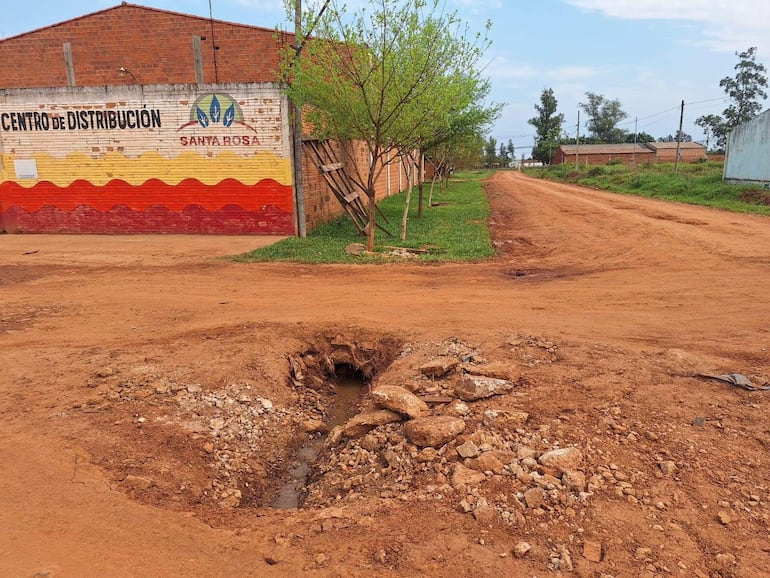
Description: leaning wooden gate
xmin=302 ymin=139 xmax=390 ymax=236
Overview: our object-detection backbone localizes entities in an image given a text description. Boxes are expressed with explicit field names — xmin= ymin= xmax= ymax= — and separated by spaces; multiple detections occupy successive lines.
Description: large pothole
xmin=85 ymin=331 xmax=614 ymax=533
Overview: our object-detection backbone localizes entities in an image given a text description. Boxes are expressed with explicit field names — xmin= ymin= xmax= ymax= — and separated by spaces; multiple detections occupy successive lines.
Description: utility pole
xmin=633 ymin=117 xmax=638 ymax=165
xmin=291 ymin=0 xmax=307 ymax=237
xmin=575 ymin=110 xmax=580 ymax=169
xmin=208 ymin=0 xmax=219 ymax=83
xmin=674 ymin=99 xmax=684 ymax=174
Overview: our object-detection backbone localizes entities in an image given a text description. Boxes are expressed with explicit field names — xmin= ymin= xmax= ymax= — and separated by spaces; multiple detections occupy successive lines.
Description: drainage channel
xmin=271 ymin=365 xmax=366 ymax=509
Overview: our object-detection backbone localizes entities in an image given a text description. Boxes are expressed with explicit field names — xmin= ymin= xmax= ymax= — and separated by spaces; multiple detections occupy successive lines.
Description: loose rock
xmin=538 ymin=447 xmax=583 ymax=474
xmin=343 ymin=410 xmax=403 ymax=438
xmin=404 ymin=416 xmax=465 ymax=448
xmin=456 ymin=440 xmax=480 ymax=459
xmin=462 ymin=362 xmax=520 ymax=381
xmin=513 ymin=542 xmax=531 ymax=558
xmin=124 ymin=475 xmax=154 ymax=491
xmin=524 ymin=487 xmax=545 ymax=509
xmin=219 ymin=488 xmax=242 ymax=508
xmin=583 ymin=540 xmax=603 ymax=562
xmin=482 ymin=409 xmax=529 ymax=429
xmin=717 ymin=511 xmax=732 ymax=525
xmin=562 ymin=470 xmax=587 ymax=492
xmin=371 ymin=385 xmax=429 ymax=419
xmin=454 ymin=374 xmax=514 ymax=401
xmin=344 ymin=243 xmax=367 ymax=256
xmin=658 ymin=460 xmax=677 ymax=476
xmin=451 ymin=463 xmax=486 ymax=490
xmin=420 ymin=357 xmax=459 ymax=378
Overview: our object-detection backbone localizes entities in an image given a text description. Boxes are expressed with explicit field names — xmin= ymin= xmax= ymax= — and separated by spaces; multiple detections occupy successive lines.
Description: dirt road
xmin=1 ymin=171 xmax=769 ymax=577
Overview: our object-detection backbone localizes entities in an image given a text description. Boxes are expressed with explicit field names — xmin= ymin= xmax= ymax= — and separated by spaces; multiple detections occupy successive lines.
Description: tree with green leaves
xmin=415 ymin=101 xmax=500 ymax=218
xmin=506 ymin=139 xmax=515 ymax=160
xmin=282 ymin=0 xmax=497 ymax=250
xmin=695 ymin=47 xmax=767 ymax=152
xmin=528 ymin=88 xmax=564 ymax=163
xmin=484 ymin=136 xmax=498 ymax=167
xmin=659 ymin=132 xmax=692 ymax=143
xmin=720 ymin=47 xmax=768 ymax=128
xmin=425 ymin=124 xmax=490 ymax=206
xmin=624 ymin=131 xmax=655 ymax=143
xmin=694 ymin=114 xmax=725 ymax=152
xmin=498 ymin=142 xmax=508 ymax=162
xmin=579 ymin=92 xmax=628 ymax=143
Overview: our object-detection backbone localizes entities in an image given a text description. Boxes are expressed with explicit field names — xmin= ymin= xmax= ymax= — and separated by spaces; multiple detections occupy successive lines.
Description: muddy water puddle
xmin=271 ymin=369 xmax=366 ymax=509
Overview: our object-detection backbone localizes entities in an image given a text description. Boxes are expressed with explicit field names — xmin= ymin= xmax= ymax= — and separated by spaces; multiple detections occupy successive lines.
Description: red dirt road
xmin=1 ymin=171 xmax=769 ymax=577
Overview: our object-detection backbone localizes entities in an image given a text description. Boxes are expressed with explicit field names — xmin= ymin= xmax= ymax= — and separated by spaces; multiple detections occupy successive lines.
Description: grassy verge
xmin=526 ymin=161 xmax=770 ymax=215
xmin=233 ymin=170 xmax=496 ymax=263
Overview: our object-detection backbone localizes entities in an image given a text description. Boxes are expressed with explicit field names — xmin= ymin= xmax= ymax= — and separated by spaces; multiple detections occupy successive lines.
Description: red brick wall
xmin=556 ymin=152 xmax=654 ymax=166
xmin=0 ymin=4 xmax=290 ymax=88
xmin=0 ymin=4 xmax=417 ymax=235
xmin=654 ymin=149 xmax=707 ymax=163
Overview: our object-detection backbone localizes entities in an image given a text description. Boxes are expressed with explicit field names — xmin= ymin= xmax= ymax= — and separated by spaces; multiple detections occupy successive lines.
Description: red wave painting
xmin=2 ymin=204 xmax=295 ymax=235
xmin=0 ymin=178 xmax=296 ymax=234
xmin=0 ymin=178 xmax=294 ymax=214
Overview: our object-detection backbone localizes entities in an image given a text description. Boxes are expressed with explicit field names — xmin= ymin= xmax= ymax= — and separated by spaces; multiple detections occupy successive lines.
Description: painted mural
xmin=0 ymin=84 xmax=294 ymax=234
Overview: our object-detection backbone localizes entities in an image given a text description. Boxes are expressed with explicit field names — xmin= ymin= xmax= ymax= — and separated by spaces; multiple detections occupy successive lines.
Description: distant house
xmin=509 ymin=159 xmax=544 ymax=169
xmin=553 ymin=144 xmax=654 ymax=166
xmin=645 ymin=142 xmax=707 ymax=163
xmin=553 ymin=142 xmax=706 ymax=166
xmin=723 ymin=109 xmax=770 ymax=186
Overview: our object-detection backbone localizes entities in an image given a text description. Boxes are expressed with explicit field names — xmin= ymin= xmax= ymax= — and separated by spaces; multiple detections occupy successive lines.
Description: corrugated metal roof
xmin=557 ymin=144 xmax=654 ymax=155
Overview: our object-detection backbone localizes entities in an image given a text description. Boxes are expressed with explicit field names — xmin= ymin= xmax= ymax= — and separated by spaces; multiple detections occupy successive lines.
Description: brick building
xmin=0 ymin=2 xmax=414 ymax=234
xmin=644 ymin=142 xmax=707 ymax=163
xmin=553 ymin=142 xmax=706 ymax=166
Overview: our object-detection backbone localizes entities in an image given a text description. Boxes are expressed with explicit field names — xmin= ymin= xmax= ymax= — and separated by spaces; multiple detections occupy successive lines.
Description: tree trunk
xmin=400 ymin=186 xmax=411 ymax=241
xmin=428 ymin=174 xmax=437 ymax=207
xmin=417 ymin=149 xmax=424 ymax=218
xmin=400 ymin=156 xmax=413 ymax=241
xmin=366 ymin=191 xmax=377 ymax=251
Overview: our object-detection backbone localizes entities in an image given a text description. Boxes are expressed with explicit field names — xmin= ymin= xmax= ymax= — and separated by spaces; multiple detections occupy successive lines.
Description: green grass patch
xmin=526 ymin=161 xmax=770 ymax=215
xmin=233 ymin=170 xmax=495 ymax=264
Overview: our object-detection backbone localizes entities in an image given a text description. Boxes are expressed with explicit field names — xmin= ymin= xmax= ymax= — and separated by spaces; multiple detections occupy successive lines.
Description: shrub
xmin=587 ymin=166 xmax=604 ymax=177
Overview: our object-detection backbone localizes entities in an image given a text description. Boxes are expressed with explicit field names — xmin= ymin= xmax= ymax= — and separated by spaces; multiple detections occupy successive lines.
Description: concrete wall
xmin=724 ymin=109 xmax=770 ymax=185
xmin=0 ymin=83 xmax=295 ymax=234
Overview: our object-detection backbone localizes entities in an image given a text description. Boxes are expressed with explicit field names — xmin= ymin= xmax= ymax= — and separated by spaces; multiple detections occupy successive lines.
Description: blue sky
xmin=3 ymin=0 xmax=769 ymax=154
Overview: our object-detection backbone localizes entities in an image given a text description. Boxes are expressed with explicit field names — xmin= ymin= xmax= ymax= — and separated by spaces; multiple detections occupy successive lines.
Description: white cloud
xmin=565 ymin=0 xmax=770 ymax=53
xmin=488 ymin=57 xmax=538 ymax=81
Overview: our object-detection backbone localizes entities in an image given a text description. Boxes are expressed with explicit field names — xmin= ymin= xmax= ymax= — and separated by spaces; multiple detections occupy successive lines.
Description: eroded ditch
xmin=271 ymin=363 xmax=370 ymax=509
xmin=83 ymin=331 xmax=631 ymax=547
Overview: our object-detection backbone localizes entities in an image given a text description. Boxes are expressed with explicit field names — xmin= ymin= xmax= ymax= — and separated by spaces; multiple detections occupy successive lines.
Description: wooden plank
xmin=321 ymin=162 xmax=344 ymax=172
xmin=343 ymin=191 xmax=359 ymax=203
